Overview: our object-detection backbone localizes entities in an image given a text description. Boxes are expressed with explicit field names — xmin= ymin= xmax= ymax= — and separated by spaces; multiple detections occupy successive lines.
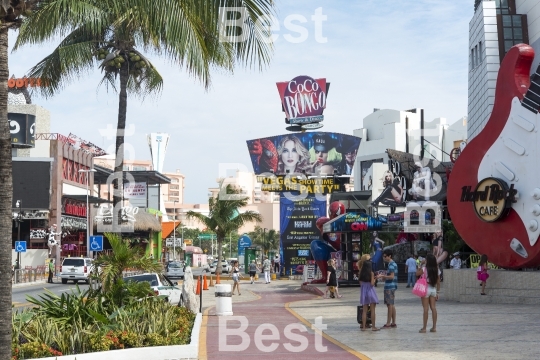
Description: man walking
xmin=377 ymin=249 xmax=398 ymax=329
xmin=273 ymin=254 xmax=280 ymax=275
xmin=47 ymin=259 xmax=55 ymax=283
xmin=405 ymin=254 xmax=417 ymax=288
xmin=263 ymin=256 xmax=271 ymax=284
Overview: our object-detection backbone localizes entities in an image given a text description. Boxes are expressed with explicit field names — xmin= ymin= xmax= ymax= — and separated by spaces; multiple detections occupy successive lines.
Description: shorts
xmin=424 ymin=285 xmax=437 ymax=298
xmin=249 ymin=271 xmax=256 ymax=277
xmin=232 ymin=275 xmax=239 ymax=283
xmin=384 ymin=289 xmax=395 ymax=305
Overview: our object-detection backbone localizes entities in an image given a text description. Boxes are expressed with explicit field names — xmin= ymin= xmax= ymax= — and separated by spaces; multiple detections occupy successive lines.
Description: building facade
xmin=468 ymin=0 xmax=539 ymax=139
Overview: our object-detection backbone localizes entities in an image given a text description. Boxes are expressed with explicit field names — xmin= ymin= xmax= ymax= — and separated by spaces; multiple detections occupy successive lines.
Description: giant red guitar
xmin=448 ymin=44 xmax=540 ymax=268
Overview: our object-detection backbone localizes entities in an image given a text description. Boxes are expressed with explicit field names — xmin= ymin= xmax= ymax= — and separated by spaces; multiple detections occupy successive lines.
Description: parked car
xmin=165 ymin=261 xmax=185 ymax=279
xmin=123 ymin=273 xmax=182 ymax=306
xmin=209 ymin=260 xmax=232 ymax=274
xmin=59 ymin=257 xmax=94 ymax=284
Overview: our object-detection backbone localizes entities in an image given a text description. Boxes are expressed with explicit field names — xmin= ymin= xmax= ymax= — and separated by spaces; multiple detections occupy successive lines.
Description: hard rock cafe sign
xmin=459 ymin=178 xmax=517 ymax=223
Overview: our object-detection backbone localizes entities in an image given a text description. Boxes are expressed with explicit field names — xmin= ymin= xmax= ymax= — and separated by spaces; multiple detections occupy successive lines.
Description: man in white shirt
xmin=450 ymin=252 xmax=462 ymax=269
xmin=405 ymin=254 xmax=417 ymax=288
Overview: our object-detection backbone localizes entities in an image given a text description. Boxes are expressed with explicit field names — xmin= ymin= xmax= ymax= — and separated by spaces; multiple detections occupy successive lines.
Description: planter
xmin=27 ymin=313 xmax=202 ymax=360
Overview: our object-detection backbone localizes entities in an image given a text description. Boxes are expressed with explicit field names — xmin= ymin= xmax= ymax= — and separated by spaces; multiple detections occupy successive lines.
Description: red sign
xmin=276 ymin=76 xmax=328 ymax=125
xmin=62 ymin=198 xmax=87 ymax=218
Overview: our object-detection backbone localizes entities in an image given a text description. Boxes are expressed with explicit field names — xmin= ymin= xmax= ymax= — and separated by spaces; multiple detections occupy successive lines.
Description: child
xmin=359 ymin=258 xmax=379 ymax=331
xmin=477 ymin=254 xmax=489 ymax=295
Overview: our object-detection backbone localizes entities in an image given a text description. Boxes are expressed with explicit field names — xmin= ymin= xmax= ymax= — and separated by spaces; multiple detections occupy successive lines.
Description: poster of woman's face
xmin=247 ymin=132 xmax=361 ymax=176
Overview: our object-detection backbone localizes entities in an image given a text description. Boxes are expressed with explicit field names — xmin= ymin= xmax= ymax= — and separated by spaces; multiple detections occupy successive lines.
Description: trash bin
xmin=215 ymin=284 xmax=233 ymax=316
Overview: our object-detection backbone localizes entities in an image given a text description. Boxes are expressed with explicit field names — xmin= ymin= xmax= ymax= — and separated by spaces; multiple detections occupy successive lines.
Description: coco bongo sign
xmin=276 ymin=75 xmax=328 ymax=125
xmin=460 ymin=177 xmax=517 ymax=222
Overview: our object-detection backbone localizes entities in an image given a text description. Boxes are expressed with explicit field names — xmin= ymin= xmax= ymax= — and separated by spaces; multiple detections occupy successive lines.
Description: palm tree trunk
xmin=113 ymin=65 xmax=129 ymax=229
xmin=217 ymin=236 xmax=223 ymax=275
xmin=0 ymin=26 xmax=13 ymax=360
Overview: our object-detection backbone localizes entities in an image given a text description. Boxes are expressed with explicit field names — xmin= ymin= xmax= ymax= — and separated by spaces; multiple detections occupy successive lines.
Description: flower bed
xmin=12 ymin=285 xmax=197 ymax=360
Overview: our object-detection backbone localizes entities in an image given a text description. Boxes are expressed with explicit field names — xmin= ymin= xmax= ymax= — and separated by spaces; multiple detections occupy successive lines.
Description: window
xmin=123 ymin=165 xmax=130 ymax=171
xmin=169 ymin=185 xmax=179 ymax=190
xmin=471 ymin=48 xmax=475 ymax=69
xmin=133 ymin=166 xmax=148 ymax=171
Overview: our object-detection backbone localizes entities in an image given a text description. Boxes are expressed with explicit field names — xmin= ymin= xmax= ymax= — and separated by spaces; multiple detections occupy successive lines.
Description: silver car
xmin=166 ymin=261 xmax=185 ymax=279
xmin=123 ymin=273 xmax=182 ymax=306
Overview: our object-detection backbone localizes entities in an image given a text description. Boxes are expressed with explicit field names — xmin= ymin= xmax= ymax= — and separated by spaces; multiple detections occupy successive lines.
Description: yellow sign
xmin=256 ymin=175 xmax=344 ymax=194
xmin=469 ymin=254 xmax=501 ymax=270
xmin=184 ymin=239 xmax=192 ymax=246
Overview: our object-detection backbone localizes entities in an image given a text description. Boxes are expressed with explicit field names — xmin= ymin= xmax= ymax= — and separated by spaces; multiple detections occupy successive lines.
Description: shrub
xmin=16 ymin=342 xmax=62 ymax=359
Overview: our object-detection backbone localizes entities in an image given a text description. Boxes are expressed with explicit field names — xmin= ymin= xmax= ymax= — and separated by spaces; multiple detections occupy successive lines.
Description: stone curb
xmin=301 ymin=282 xmax=324 ymax=296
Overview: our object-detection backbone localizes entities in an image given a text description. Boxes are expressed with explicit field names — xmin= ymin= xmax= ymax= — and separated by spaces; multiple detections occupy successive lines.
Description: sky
xmin=8 ymin=0 xmax=472 ymax=203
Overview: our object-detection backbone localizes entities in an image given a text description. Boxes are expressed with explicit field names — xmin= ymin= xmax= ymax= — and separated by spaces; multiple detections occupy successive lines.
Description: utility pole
xmin=173 ymin=200 xmax=178 ymax=260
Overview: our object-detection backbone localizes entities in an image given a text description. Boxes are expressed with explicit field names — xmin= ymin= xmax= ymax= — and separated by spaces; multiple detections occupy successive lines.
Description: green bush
xmin=12 ymin=284 xmax=196 ymax=359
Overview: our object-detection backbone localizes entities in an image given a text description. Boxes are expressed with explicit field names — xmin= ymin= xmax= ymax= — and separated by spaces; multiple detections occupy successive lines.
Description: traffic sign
xmin=198 ymin=234 xmax=216 ymax=240
xmin=89 ymin=235 xmax=104 ymax=251
xmin=15 ymin=241 xmax=26 ymax=253
xmin=166 ymin=238 xmax=182 ymax=247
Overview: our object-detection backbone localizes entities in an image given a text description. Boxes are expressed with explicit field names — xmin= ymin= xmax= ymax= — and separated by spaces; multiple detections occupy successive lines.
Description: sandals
xmin=481 ymin=293 xmax=486 ymax=295
xmin=337 ymin=295 xmax=343 ymax=298
xmin=430 ymin=328 xmax=436 ymax=332
xmin=419 ymin=329 xmax=426 ymax=333
xmin=371 ymin=327 xmax=380 ymax=331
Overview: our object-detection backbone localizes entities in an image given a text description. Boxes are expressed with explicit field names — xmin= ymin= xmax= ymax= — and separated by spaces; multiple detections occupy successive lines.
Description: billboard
xmin=247 ymin=132 xmax=361 ymax=176
xmin=276 ymin=76 xmax=328 ymax=125
xmin=280 ymin=193 xmax=326 ymax=275
xmin=12 ymin=160 xmax=52 ymax=209
xmin=9 ymin=113 xmax=35 ymax=148
xmin=256 ymin=175 xmax=348 ymax=194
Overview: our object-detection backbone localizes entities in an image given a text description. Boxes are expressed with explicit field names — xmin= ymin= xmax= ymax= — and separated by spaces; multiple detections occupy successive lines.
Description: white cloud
xmin=7 ymin=0 xmax=471 ymax=203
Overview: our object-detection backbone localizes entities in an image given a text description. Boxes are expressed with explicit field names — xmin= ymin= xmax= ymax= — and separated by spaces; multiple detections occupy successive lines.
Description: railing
xmin=12 ymin=266 xmax=47 ymax=284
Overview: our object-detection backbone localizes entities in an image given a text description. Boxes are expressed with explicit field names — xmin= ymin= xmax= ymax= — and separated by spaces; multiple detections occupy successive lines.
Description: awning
xmin=162 ymin=221 xmax=182 ymax=239
xmin=322 ymin=212 xmax=384 ymax=233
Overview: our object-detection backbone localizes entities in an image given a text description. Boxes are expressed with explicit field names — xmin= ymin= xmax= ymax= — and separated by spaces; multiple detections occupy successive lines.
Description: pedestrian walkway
xmin=200 ymin=279 xmax=367 ymax=359
xmin=200 ymin=278 xmax=540 ymax=360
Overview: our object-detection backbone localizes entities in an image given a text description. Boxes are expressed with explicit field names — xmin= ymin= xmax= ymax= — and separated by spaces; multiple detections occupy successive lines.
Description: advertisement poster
xmin=387 ymin=149 xmax=449 ymax=202
xmin=124 ymin=182 xmax=147 ymax=198
xmin=360 ymin=158 xmax=383 ymax=191
xmin=247 ymin=132 xmax=361 ymax=176
xmin=280 ymin=193 xmax=327 ymax=275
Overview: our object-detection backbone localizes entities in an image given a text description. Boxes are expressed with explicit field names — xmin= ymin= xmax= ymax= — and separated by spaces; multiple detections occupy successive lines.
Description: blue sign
xmin=237 ymin=235 xmax=252 ymax=256
xmin=15 ymin=241 xmax=27 ymax=252
xmin=89 ymin=236 xmax=104 ymax=251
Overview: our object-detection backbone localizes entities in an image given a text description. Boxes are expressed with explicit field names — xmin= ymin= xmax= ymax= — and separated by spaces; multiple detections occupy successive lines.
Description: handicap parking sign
xmin=89 ymin=236 xmax=103 ymax=251
xmin=15 ymin=241 xmax=27 ymax=252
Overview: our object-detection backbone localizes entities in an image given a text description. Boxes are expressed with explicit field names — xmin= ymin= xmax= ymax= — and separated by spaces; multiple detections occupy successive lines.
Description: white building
xmin=468 ymin=0 xmax=540 ymax=139
xmin=353 ymin=108 xmax=467 ymax=214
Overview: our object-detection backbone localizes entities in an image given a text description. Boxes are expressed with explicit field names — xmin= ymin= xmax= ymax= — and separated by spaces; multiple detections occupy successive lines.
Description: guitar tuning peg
xmin=532 ymin=204 xmax=540 ymax=216
xmin=532 ymin=188 xmax=540 ymax=200
xmin=529 ymin=220 xmax=538 ymax=232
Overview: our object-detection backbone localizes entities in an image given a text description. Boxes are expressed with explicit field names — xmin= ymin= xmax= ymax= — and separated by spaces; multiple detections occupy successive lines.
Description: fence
xmin=12 ymin=265 xmax=47 ymax=284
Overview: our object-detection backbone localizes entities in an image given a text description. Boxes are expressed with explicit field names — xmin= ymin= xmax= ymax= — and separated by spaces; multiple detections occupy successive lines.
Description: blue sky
xmin=8 ymin=0 xmax=472 ymax=203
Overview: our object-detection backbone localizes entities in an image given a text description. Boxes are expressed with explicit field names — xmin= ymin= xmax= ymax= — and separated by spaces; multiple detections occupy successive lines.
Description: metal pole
xmin=86 ymin=173 xmax=89 ymax=257
xmin=173 ymin=200 xmax=177 ymax=260
xmin=199 ymin=275 xmax=203 ymax=313
xmin=229 ymin=232 xmax=231 ymax=258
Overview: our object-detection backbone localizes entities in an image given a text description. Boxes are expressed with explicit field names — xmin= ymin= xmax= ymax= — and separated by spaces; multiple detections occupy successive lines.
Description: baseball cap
xmin=313 ymin=133 xmax=333 ymax=153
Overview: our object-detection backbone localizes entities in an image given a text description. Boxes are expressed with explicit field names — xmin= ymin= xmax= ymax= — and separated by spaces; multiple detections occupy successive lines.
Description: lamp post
xmin=263 ymin=228 xmax=267 ymax=257
xmin=15 ymin=200 xmax=22 ymax=269
xmin=173 ymin=200 xmax=178 ymax=260
xmin=79 ymin=168 xmax=97 ymax=257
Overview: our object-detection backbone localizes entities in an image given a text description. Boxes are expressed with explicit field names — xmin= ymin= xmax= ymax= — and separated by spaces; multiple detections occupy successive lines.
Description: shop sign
xmin=61 ymin=215 xmax=87 ymax=230
xmin=10 ymin=113 xmax=36 ymax=148
xmin=62 ymin=198 xmax=87 ymax=217
xmin=276 ymin=75 xmax=328 ymax=125
xmin=124 ymin=182 xmax=147 ymax=199
xmin=256 ymin=175 xmax=346 ymax=194
xmin=460 ymin=178 xmax=517 ymax=222
xmin=8 ymin=77 xmax=42 ymax=88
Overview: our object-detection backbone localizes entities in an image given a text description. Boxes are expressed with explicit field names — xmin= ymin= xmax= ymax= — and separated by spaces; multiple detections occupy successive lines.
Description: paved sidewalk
xmin=200 ymin=278 xmax=366 ymax=359
xmin=200 ymin=277 xmax=540 ymax=360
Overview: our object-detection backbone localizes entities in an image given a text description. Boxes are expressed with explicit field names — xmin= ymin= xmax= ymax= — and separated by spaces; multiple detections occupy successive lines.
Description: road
xmin=12 ymin=268 xmax=212 ymax=310
xmin=12 ymin=282 xmax=91 ymax=310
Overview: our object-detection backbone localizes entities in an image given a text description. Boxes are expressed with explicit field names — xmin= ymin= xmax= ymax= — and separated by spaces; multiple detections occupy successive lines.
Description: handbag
xmin=412 ymin=269 xmax=428 ymax=297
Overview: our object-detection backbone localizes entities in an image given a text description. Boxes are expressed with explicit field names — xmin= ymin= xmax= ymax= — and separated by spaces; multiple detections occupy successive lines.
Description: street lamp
xmin=173 ymin=200 xmax=178 ymax=260
xmin=263 ymin=228 xmax=267 ymax=257
xmin=79 ymin=168 xmax=97 ymax=257
xmin=15 ymin=200 xmax=22 ymax=269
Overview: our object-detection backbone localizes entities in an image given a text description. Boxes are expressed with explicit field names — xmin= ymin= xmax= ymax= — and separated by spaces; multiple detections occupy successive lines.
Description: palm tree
xmin=14 ymin=0 xmax=275 ymax=221
xmin=186 ymin=184 xmax=262 ymax=274
xmin=93 ymin=232 xmax=161 ymax=291
xmin=0 ymin=2 xmax=38 ymax=359
xmin=266 ymin=228 xmax=279 ymax=252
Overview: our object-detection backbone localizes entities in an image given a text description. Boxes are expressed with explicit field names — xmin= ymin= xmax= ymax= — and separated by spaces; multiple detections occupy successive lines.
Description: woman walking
xmin=477 ymin=254 xmax=490 ymax=295
xmin=325 ymin=258 xmax=342 ymax=298
xmin=231 ymin=261 xmax=242 ymax=295
xmin=359 ymin=257 xmax=379 ymax=331
xmin=416 ymin=254 xmax=440 ymax=333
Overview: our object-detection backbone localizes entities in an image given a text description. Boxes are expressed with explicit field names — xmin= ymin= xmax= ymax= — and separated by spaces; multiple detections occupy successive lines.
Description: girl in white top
xmin=415 ymin=253 xmax=440 ymax=333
